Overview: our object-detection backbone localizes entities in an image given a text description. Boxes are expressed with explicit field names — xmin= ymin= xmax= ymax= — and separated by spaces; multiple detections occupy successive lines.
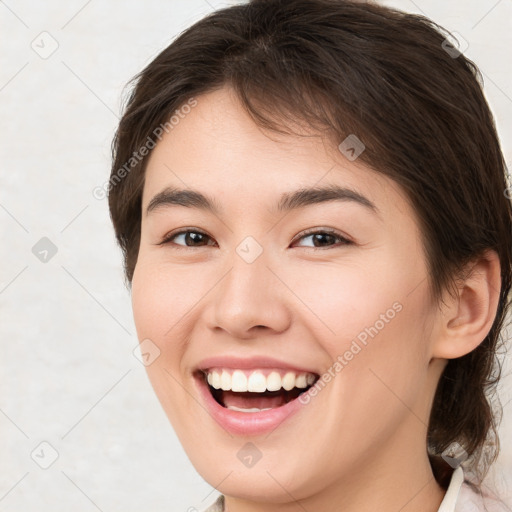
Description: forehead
xmin=141 ymin=86 xmax=409 ymax=222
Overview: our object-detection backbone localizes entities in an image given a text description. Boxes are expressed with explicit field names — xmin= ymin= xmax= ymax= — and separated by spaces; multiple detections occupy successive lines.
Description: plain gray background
xmin=1 ymin=0 xmax=511 ymax=510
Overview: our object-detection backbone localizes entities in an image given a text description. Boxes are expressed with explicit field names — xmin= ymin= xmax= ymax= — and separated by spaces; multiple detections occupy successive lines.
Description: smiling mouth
xmin=198 ymin=369 xmax=320 ymax=412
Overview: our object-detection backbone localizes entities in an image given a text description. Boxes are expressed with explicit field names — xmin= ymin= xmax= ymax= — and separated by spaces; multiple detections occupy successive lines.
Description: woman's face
xmin=131 ymin=86 xmax=446 ymax=503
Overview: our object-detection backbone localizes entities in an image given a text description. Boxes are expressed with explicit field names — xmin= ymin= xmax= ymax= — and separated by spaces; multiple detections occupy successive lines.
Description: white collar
xmin=437 ymin=466 xmax=465 ymax=512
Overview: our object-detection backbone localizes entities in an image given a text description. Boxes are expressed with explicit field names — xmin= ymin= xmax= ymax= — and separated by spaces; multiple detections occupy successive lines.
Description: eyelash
xmin=157 ymin=227 xmax=352 ymax=250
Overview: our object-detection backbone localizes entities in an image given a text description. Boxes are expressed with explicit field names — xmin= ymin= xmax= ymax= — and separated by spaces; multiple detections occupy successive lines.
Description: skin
xmin=131 ymin=86 xmax=501 ymax=512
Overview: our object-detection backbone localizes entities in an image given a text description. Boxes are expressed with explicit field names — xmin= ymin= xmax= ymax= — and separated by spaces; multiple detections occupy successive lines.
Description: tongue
xmin=221 ymin=390 xmax=290 ymax=410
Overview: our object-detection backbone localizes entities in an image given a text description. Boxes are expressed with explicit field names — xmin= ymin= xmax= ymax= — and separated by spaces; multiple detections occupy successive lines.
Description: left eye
xmin=292 ymin=229 xmax=352 ymax=249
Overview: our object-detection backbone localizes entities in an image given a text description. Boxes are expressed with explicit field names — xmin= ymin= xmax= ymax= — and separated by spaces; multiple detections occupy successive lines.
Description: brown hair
xmin=108 ymin=0 xmax=512 ymax=489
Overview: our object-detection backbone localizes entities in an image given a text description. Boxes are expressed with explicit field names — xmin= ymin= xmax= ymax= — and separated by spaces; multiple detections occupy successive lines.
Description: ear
xmin=432 ymin=250 xmax=501 ymax=359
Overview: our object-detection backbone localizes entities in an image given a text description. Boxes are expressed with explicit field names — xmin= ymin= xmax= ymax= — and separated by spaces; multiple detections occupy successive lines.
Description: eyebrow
xmin=145 ymin=184 xmax=379 ymax=217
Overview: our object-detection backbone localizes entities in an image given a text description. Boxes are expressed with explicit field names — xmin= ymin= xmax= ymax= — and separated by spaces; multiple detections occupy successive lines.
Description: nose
xmin=207 ymin=245 xmax=292 ymax=339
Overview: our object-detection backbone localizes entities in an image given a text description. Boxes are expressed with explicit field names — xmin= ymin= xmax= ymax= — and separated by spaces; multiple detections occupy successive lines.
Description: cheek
xmin=324 ymin=279 xmax=433 ymax=441
xmin=289 ymin=252 xmax=432 ymax=402
xmin=130 ymin=263 xmax=199 ymax=423
xmin=130 ymin=261 xmax=198 ymax=413
xmin=131 ymin=261 xmax=207 ymax=343
xmin=280 ymin=257 xmax=401 ymax=347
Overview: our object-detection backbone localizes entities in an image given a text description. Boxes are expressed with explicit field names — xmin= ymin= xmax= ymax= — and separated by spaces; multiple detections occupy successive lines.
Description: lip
xmin=193 ymin=371 xmax=314 ymax=436
xmin=195 ymin=355 xmax=319 ymax=374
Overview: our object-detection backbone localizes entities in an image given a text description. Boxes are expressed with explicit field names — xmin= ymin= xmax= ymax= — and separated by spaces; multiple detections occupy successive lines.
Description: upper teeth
xmin=206 ymin=369 xmax=316 ymax=392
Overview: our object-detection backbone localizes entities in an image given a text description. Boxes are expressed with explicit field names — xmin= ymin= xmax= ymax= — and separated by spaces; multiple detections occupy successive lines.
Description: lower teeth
xmin=226 ymin=405 xmax=273 ymax=413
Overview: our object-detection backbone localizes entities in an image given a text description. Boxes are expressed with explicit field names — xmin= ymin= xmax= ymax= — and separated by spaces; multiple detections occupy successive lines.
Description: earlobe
xmin=432 ymin=250 xmax=501 ymax=359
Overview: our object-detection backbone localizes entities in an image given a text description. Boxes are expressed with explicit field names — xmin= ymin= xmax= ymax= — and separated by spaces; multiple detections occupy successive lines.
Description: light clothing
xmin=199 ymin=467 xmax=509 ymax=512
xmin=200 ymin=494 xmax=224 ymax=512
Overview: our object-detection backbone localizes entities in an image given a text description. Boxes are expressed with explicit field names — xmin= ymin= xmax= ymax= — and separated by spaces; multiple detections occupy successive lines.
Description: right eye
xmin=157 ymin=229 xmax=217 ymax=249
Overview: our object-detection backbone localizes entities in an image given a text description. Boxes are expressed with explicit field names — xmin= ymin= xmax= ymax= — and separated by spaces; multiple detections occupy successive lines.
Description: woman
xmin=107 ymin=1 xmax=512 ymax=510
